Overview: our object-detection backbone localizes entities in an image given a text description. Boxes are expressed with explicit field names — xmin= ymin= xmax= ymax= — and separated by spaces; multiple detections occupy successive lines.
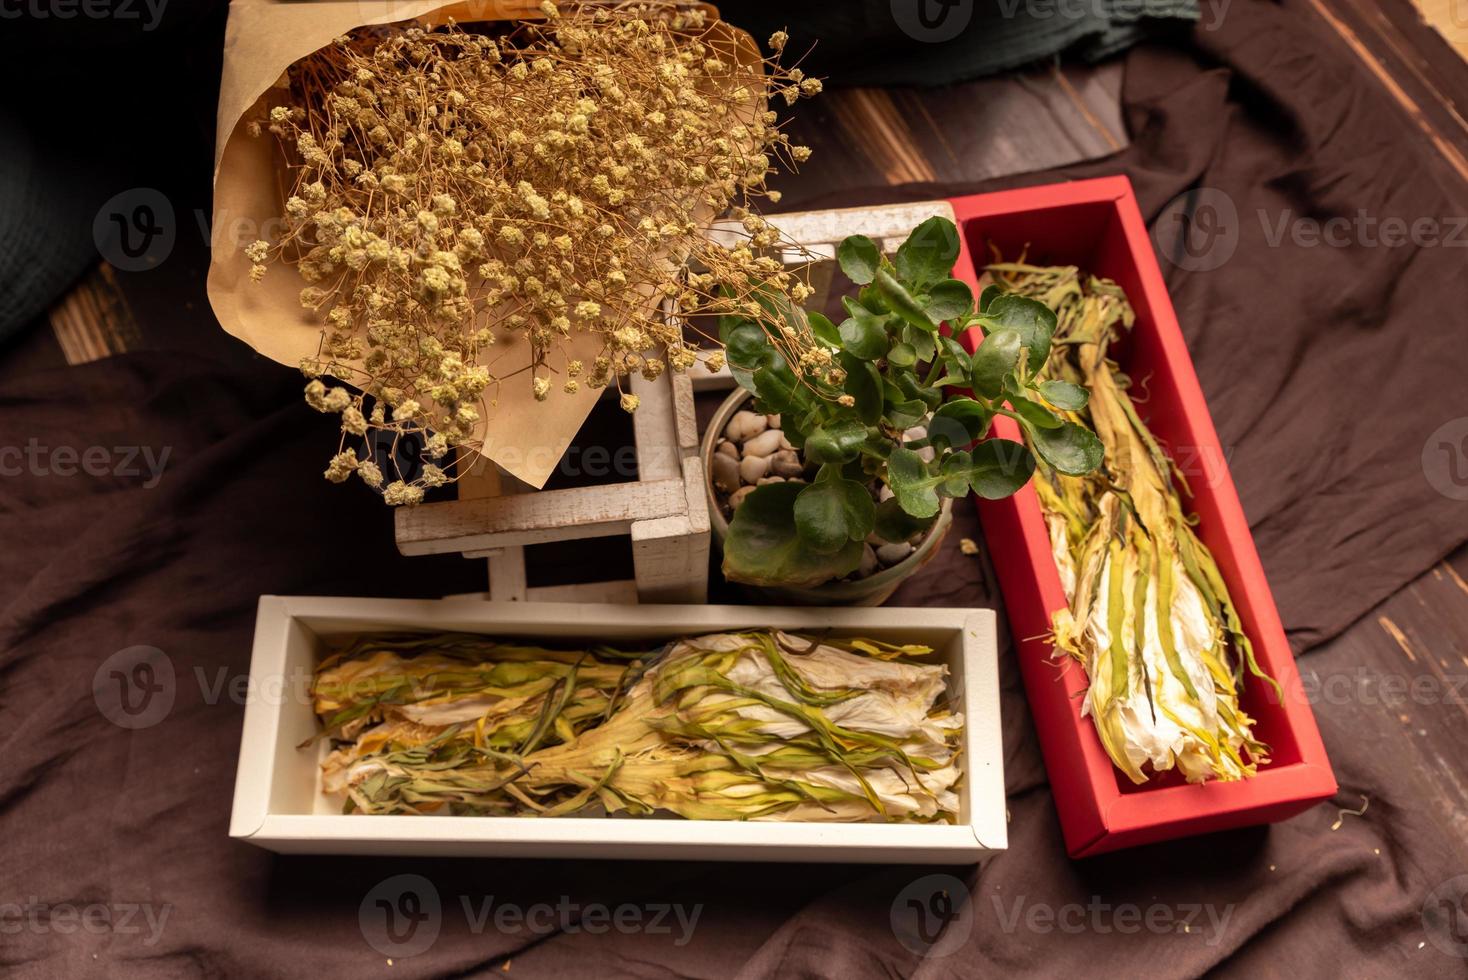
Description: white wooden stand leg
xmin=486 ymin=547 xmax=529 ymax=602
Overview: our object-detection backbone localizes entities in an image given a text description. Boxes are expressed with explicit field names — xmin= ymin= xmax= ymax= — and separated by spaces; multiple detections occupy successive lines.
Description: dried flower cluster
xmin=247 ymin=2 xmax=825 ymax=503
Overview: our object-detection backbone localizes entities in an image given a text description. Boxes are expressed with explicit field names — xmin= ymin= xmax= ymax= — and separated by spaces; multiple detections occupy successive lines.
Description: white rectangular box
xmin=230 ymin=597 xmax=1006 ymax=863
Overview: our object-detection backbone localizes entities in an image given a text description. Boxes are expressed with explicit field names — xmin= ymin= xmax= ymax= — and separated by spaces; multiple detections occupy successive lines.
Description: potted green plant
xmin=703 ymin=216 xmax=1103 ymax=603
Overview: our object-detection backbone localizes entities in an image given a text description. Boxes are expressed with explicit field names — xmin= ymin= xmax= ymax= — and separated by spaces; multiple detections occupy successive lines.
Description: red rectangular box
xmin=945 ymin=177 xmax=1336 ymax=857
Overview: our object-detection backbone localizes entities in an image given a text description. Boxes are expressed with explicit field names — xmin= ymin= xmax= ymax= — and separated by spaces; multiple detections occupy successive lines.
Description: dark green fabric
xmin=0 ymin=108 xmax=101 ymax=344
xmin=718 ymin=0 xmax=1200 ymax=86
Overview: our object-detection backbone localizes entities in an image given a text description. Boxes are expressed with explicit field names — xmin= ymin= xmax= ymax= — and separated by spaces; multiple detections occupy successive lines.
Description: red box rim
xmin=945 ymin=177 xmax=1336 ymax=857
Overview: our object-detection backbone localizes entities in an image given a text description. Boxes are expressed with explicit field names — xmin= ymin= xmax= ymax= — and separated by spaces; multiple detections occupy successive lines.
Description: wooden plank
xmin=486 ymin=547 xmax=529 ymax=602
xmin=670 ymin=372 xmax=700 ymax=455
xmin=526 ymin=579 xmax=642 ymax=604
xmin=630 ymin=369 xmax=681 ymax=482
xmin=1296 ymin=547 xmax=1468 ymax=853
xmin=631 ymin=459 xmax=711 ymax=603
xmin=1309 ymin=0 xmax=1468 ymax=195
xmin=771 ymin=61 xmax=1127 ymax=209
xmin=708 ymin=200 xmax=958 ymax=253
xmin=394 ymin=478 xmax=688 ymax=555
xmin=48 ymin=262 xmax=141 ymax=366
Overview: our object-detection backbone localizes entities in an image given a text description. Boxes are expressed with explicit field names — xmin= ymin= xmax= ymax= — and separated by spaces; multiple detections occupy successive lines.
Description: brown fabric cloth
xmin=3 ymin=1 xmax=1467 ymax=977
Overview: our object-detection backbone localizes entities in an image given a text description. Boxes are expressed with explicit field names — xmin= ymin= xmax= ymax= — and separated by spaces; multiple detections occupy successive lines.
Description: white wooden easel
xmin=394 ymin=364 xmax=710 ymax=604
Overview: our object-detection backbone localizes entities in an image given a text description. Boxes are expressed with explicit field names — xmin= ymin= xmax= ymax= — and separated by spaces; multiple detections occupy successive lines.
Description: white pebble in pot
xmin=738 ymin=454 xmax=771 ymax=484
xmin=716 ymin=439 xmax=739 ymax=460
xmin=767 ymin=414 xmax=781 ymax=429
xmin=876 ymin=541 xmax=914 ymax=565
xmin=742 ymin=428 xmax=785 ymax=458
xmin=769 ymin=449 xmax=804 ymax=478
xmin=729 ymin=485 xmax=755 ymax=510
xmin=711 ymin=453 xmax=741 ymax=494
xmin=858 ymin=544 xmax=878 ymax=577
xmin=725 ymin=410 xmax=768 ymax=443
xmin=904 ymin=426 xmax=935 ymax=463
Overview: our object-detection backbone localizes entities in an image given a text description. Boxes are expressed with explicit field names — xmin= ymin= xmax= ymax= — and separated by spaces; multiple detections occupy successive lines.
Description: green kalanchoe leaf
xmin=780 ymin=410 xmax=810 ymax=450
xmin=884 ymin=399 xmax=929 ymax=431
xmin=872 ymin=496 xmax=937 ymax=543
xmin=807 ymin=310 xmax=843 ymax=348
xmin=1027 ymin=421 xmax=1104 ymax=476
xmin=725 ymin=321 xmax=769 ymax=393
xmin=894 ymin=216 xmax=959 ymax=288
xmin=978 ymin=283 xmax=1005 ymax=313
xmin=752 ymin=349 xmax=800 ymax=414
xmin=887 ymin=342 xmax=917 ymax=368
xmin=923 ymin=278 xmax=974 ymax=322
xmin=939 ymin=451 xmax=973 ymax=496
xmin=885 ymin=447 xmax=940 ymax=518
xmin=892 ymin=370 xmax=942 ymax=411
xmin=905 ymin=325 xmax=938 ymax=363
xmin=874 ymin=268 xmax=937 ymax=332
xmin=794 ymin=468 xmax=876 ymax=554
xmin=968 ymin=439 xmax=1037 ymax=499
xmin=724 ymin=482 xmax=863 ymax=587
xmin=837 ymin=234 xmax=880 ymax=285
xmin=1007 ymin=394 xmax=1064 ymax=430
xmin=839 ymin=302 xmax=890 ymax=360
xmin=840 ymin=352 xmax=883 ymax=426
xmin=1039 ymin=379 xmax=1090 ymax=411
xmin=939 ymin=334 xmax=970 ymax=362
xmin=982 ymin=294 xmax=1057 ymax=371
xmin=970 ymin=328 xmax=1022 ymax=399
xmin=804 ymin=418 xmax=870 ymax=465
xmin=929 ymin=398 xmax=991 ymax=449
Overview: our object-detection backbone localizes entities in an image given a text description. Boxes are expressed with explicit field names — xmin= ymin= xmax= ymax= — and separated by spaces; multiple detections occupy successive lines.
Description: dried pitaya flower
xmin=994 ymin=262 xmax=1275 ymax=785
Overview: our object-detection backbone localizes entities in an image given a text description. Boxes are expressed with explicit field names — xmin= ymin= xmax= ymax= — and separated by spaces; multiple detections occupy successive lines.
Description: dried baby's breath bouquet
xmin=247 ymin=2 xmax=824 ymax=504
